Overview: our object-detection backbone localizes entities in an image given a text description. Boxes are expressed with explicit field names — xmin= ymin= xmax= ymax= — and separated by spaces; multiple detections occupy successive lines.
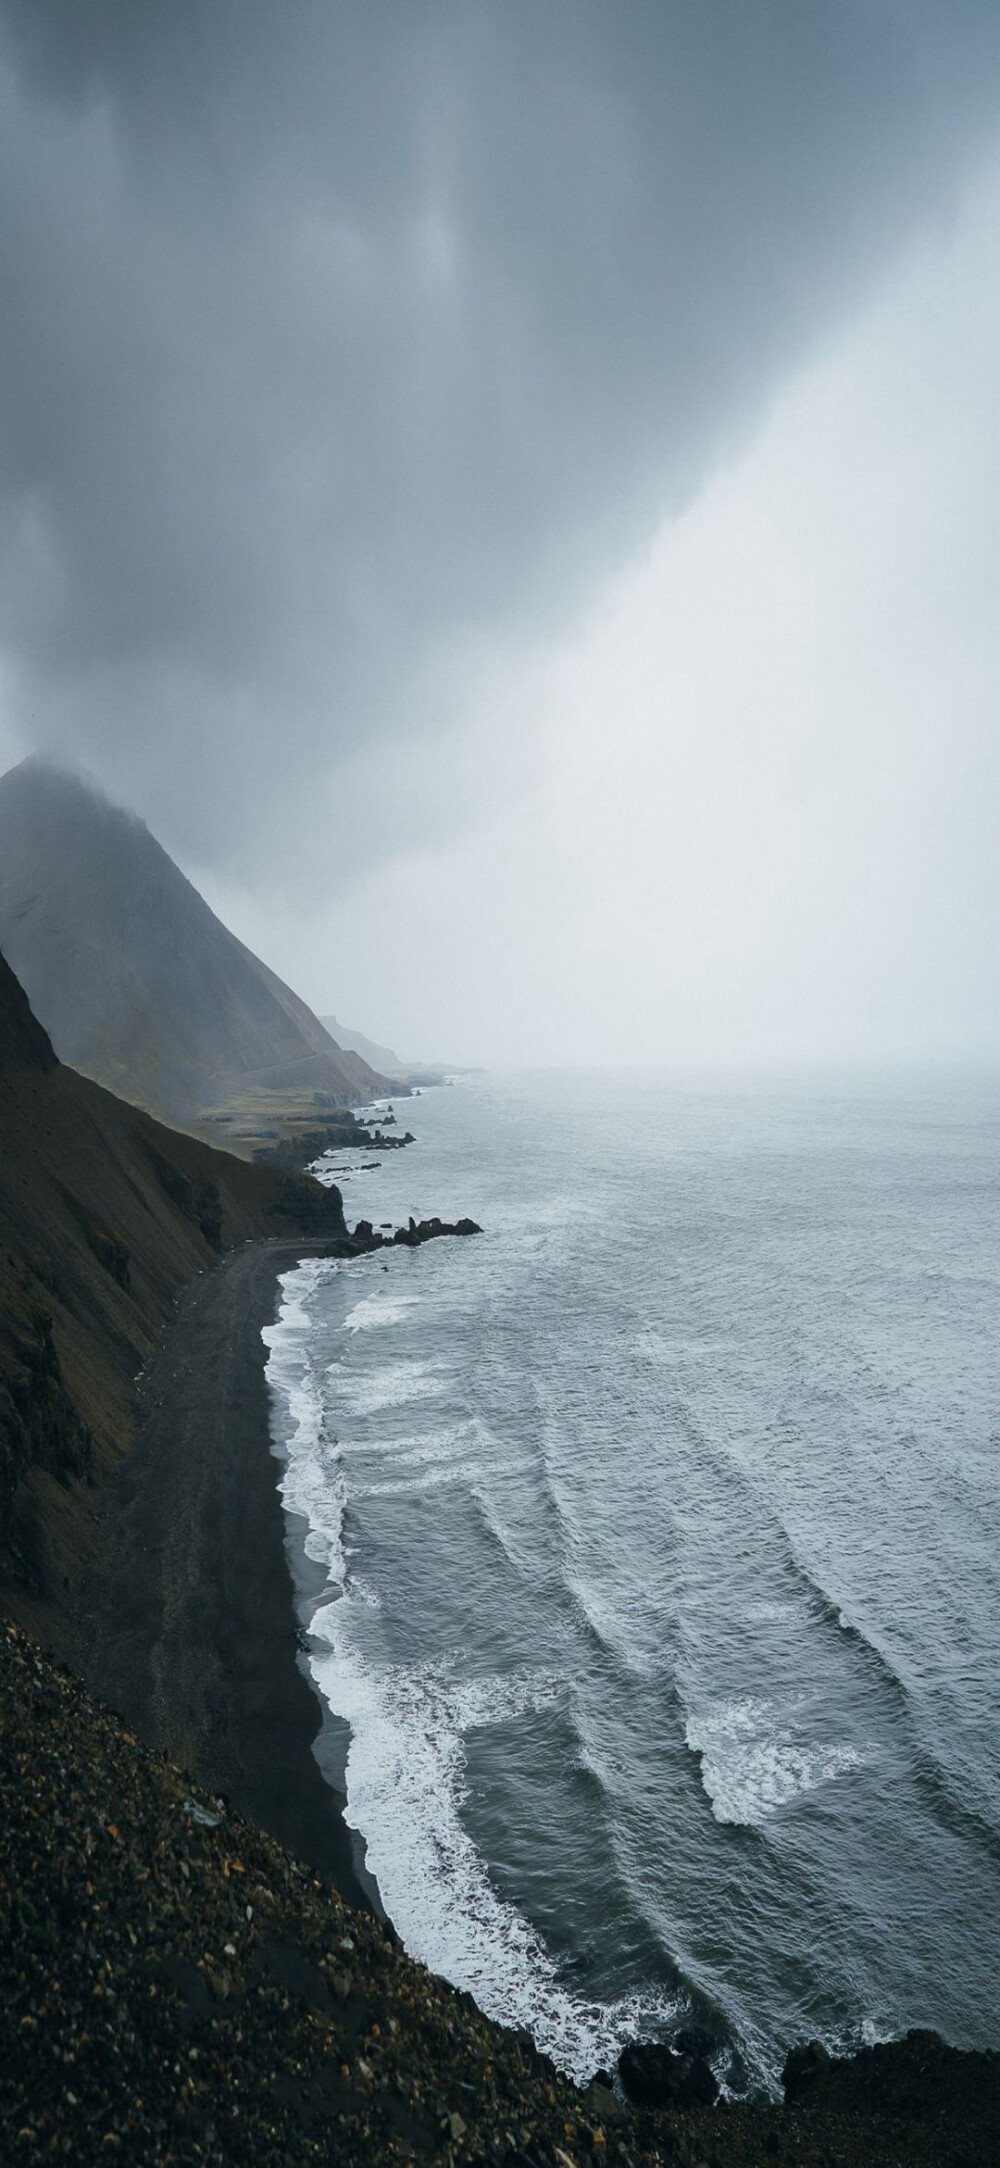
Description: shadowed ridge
xmin=0 ymin=940 xmax=57 ymax=1072
xmin=0 ymin=756 xmax=391 ymax=1125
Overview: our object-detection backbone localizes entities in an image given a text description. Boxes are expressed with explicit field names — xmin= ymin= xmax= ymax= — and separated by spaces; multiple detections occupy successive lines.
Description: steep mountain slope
xmin=320 ymin=1015 xmax=455 ymax=1087
xmin=0 ymin=758 xmax=388 ymax=1124
xmin=319 ymin=1012 xmax=406 ymax=1076
xmin=0 ymin=946 xmax=347 ymax=1622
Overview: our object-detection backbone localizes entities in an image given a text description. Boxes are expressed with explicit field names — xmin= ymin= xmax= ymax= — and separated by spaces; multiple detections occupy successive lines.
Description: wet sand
xmin=71 ymin=1238 xmax=365 ymax=1905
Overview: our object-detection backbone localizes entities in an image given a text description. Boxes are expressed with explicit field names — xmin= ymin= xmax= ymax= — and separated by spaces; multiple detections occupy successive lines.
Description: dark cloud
xmin=1 ymin=0 xmax=998 ymax=880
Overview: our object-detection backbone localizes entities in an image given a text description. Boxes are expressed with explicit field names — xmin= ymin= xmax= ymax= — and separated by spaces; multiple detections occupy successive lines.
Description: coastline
xmin=20 ymin=1214 xmax=1000 ymax=2160
xmin=70 ymin=1237 xmax=367 ymax=1908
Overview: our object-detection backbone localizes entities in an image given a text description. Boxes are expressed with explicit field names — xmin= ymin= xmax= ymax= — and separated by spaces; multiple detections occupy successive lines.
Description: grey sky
xmin=0 ymin=3 xmax=998 ymax=1061
xmin=277 ymin=163 xmax=997 ymax=1068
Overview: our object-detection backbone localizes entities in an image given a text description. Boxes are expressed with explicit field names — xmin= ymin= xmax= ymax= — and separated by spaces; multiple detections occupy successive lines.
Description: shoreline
xmin=70 ymin=1237 xmax=368 ymax=1908
xmin=31 ymin=1226 xmax=1000 ymax=2158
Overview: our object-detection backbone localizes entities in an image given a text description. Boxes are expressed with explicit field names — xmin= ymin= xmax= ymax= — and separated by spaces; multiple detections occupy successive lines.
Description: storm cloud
xmin=1 ymin=1 xmax=998 ymax=884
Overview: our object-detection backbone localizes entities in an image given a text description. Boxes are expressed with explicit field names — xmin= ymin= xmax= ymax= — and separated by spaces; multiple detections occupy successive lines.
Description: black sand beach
xmin=70 ymin=1239 xmax=365 ymax=1906
xmin=9 ymin=1233 xmax=1000 ymax=2165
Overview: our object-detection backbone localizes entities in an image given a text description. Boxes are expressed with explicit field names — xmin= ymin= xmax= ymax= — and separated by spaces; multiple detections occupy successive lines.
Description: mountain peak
xmin=3 ymin=752 xmax=134 ymax=819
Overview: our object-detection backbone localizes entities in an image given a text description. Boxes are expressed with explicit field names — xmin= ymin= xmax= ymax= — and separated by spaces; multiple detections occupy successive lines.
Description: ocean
xmin=262 ymin=1068 xmax=1000 ymax=2093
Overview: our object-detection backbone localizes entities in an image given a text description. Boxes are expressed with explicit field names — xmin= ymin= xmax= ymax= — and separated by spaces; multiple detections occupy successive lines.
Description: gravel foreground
xmin=4 ymin=1621 xmax=999 ymax=2168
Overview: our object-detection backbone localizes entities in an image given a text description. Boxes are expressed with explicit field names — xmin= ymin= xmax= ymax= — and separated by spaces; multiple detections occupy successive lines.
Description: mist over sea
xmin=263 ymin=1069 xmax=1000 ymax=2092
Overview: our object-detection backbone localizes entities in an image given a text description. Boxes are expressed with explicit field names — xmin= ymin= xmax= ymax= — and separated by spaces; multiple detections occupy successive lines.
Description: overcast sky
xmin=1 ymin=2 xmax=997 ymax=1065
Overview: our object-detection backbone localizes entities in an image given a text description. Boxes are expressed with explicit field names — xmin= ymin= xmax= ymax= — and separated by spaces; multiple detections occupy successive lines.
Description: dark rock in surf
xmin=674 ymin=2024 xmax=720 ymax=2062
xmin=387 ymin=1215 xmax=481 ymax=1249
xmin=587 ymin=2080 xmax=626 ymax=2125
xmin=618 ymin=2039 xmax=719 ymax=2109
xmin=782 ymin=2040 xmax=832 ymax=2102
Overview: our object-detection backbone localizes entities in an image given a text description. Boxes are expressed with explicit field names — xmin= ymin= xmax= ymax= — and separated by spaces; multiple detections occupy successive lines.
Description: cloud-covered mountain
xmin=0 ymin=2 xmax=997 ymax=888
xmin=0 ymin=758 xmax=388 ymax=1123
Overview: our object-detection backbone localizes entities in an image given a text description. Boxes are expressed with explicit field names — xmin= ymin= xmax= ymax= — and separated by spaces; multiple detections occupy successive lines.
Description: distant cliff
xmin=319 ymin=1015 xmax=456 ymax=1090
xmin=319 ymin=1013 xmax=407 ymax=1077
xmin=0 ymin=758 xmax=392 ymax=1127
xmin=0 ymin=945 xmax=348 ymax=1628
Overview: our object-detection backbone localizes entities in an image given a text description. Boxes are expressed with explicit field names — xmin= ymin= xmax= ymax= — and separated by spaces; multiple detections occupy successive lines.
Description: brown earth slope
xmin=0 ymin=945 xmax=348 ymax=1628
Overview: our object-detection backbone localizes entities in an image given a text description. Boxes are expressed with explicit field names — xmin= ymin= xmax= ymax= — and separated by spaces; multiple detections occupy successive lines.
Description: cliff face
xmin=0 ymin=757 xmax=390 ymax=1125
xmin=0 ymin=947 xmax=346 ymax=1623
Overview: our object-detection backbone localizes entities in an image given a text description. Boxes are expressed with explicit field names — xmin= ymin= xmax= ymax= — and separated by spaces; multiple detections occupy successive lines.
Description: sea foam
xmin=309 ymin=1601 xmax=679 ymax=2082
xmin=344 ymin=1290 xmax=421 ymax=1333
xmin=263 ymin=1259 xmax=347 ymax=1583
xmin=262 ymin=1064 xmax=1000 ymax=2086
xmin=685 ymin=1695 xmax=865 ymax=1826
xmin=265 ymin=1256 xmax=678 ymax=2083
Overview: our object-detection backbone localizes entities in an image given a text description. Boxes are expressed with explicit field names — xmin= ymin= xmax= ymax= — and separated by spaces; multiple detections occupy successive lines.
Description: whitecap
xmin=334 ymin=1359 xmax=448 ymax=1416
xmin=263 ymin=1259 xmax=348 ymax=1585
xmin=344 ymin=1291 xmax=421 ymax=1333
xmin=338 ymin=1426 xmax=472 ymax=1468
xmin=567 ymin=1576 xmax=660 ymax=1680
xmin=307 ymin=1609 xmax=679 ymax=2082
xmin=686 ymin=1696 xmax=865 ymax=1826
xmin=356 ymin=1455 xmax=533 ymax=1500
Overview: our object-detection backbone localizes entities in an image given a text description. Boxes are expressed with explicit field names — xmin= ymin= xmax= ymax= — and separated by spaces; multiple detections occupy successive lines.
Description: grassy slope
xmin=0 ymin=949 xmax=345 ymax=1626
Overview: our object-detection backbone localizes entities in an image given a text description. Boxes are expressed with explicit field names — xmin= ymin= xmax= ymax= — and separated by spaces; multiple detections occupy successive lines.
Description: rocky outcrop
xmin=0 ymin=1313 xmax=94 ymax=1589
xmin=782 ymin=2038 xmax=833 ymax=2101
xmin=392 ymin=1214 xmax=481 ymax=1245
xmin=781 ymin=2026 xmax=999 ymax=2126
xmin=349 ymin=1214 xmax=482 ymax=1250
xmin=619 ymin=2038 xmax=719 ymax=2109
xmin=147 ymin=1153 xmax=226 ymax=1250
xmin=253 ymin=1121 xmax=415 ymax=1173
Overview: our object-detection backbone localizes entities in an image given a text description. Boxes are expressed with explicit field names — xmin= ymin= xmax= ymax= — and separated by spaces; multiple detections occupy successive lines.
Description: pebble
xmin=3 ymin=1621 xmax=996 ymax=2167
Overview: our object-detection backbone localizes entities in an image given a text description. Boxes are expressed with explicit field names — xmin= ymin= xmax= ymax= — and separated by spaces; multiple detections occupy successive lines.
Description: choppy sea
xmin=262 ymin=1068 xmax=1000 ymax=2093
